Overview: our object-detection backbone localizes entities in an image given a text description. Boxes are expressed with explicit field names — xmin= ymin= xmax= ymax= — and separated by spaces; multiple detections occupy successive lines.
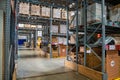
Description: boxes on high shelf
xmin=53 ymin=8 xmax=61 ymax=18
xmin=31 ymin=4 xmax=40 ymax=16
xmin=110 ymin=4 xmax=120 ymax=22
xmin=87 ymin=3 xmax=107 ymax=23
xmin=61 ymin=9 xmax=67 ymax=19
xmin=41 ymin=6 xmax=50 ymax=17
xmin=19 ymin=2 xmax=30 ymax=15
xmin=60 ymin=25 xmax=66 ymax=34
xmin=114 ymin=37 xmax=120 ymax=45
xmin=70 ymin=34 xmax=76 ymax=44
xmin=51 ymin=25 xmax=59 ymax=33
xmin=52 ymin=45 xmax=59 ymax=57
xmin=58 ymin=38 xmax=67 ymax=45
xmin=24 ymin=24 xmax=31 ymax=28
xmin=31 ymin=25 xmax=36 ymax=28
xmin=69 ymin=11 xmax=82 ymax=29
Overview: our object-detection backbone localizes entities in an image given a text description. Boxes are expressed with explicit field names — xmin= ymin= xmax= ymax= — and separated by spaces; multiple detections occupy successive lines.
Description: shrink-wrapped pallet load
xmin=53 ymin=8 xmax=61 ymax=18
xmin=19 ymin=2 xmax=30 ymax=15
xmin=31 ymin=4 xmax=40 ymax=16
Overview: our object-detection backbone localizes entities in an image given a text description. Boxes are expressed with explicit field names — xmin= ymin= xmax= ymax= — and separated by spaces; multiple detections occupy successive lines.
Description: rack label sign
xmin=110 ymin=60 xmax=115 ymax=67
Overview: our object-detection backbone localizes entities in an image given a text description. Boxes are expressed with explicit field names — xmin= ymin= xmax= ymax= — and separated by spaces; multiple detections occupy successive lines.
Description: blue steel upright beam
xmin=83 ymin=0 xmax=87 ymax=66
xmin=50 ymin=5 xmax=53 ymax=58
xmin=101 ymin=0 xmax=107 ymax=79
xmin=4 ymin=0 xmax=11 ymax=80
xmin=76 ymin=0 xmax=79 ymax=70
xmin=66 ymin=6 xmax=69 ymax=60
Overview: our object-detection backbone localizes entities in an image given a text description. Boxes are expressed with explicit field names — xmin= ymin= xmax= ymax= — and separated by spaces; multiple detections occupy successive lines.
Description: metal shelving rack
xmin=3 ymin=0 xmax=120 ymax=80
xmin=66 ymin=0 xmax=120 ymax=80
xmin=16 ymin=0 xmax=68 ymax=58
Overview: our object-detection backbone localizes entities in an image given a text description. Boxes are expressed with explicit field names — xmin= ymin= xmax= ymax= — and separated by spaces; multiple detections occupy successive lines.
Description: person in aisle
xmin=37 ymin=37 xmax=42 ymax=49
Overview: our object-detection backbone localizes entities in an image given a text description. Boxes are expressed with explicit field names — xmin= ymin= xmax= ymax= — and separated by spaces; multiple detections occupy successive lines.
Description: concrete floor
xmin=18 ymin=72 xmax=89 ymax=80
xmin=17 ymin=50 xmax=89 ymax=80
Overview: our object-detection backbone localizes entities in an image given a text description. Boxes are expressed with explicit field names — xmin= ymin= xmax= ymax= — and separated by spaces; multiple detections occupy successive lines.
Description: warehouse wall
xmin=0 ymin=10 xmax=4 ymax=80
xmin=0 ymin=0 xmax=6 ymax=11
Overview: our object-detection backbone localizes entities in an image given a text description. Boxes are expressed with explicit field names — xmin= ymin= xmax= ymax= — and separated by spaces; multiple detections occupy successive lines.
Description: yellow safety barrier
xmin=114 ymin=78 xmax=120 ymax=80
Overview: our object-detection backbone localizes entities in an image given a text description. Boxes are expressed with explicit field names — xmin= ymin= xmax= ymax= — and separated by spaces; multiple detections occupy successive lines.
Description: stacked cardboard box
xmin=70 ymin=34 xmax=76 ymax=44
xmin=31 ymin=4 xmax=40 ymax=16
xmin=110 ymin=4 xmax=120 ymax=22
xmin=61 ymin=9 xmax=67 ymax=19
xmin=52 ymin=45 xmax=59 ymax=57
xmin=18 ymin=23 xmax=24 ymax=28
xmin=86 ymin=47 xmax=102 ymax=71
xmin=114 ymin=37 xmax=120 ymax=45
xmin=69 ymin=11 xmax=82 ymax=28
xmin=87 ymin=3 xmax=107 ymax=23
xmin=19 ymin=2 xmax=30 ymax=15
xmin=59 ymin=44 xmax=66 ymax=57
xmin=53 ymin=8 xmax=61 ymax=18
xmin=52 ymin=37 xmax=58 ymax=44
xmin=51 ymin=25 xmax=59 ymax=33
xmin=31 ymin=25 xmax=36 ymax=28
xmin=60 ymin=25 xmax=66 ymax=34
xmin=58 ymin=38 xmax=67 ymax=45
xmin=106 ymin=51 xmax=119 ymax=80
xmin=41 ymin=6 xmax=50 ymax=17
xmin=24 ymin=24 xmax=31 ymax=28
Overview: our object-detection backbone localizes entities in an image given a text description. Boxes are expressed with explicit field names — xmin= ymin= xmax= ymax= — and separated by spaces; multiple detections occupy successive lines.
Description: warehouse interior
xmin=0 ymin=0 xmax=120 ymax=80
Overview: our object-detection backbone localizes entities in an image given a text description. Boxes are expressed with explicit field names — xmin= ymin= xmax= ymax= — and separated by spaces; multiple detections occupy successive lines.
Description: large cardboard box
xmin=31 ymin=4 xmax=40 ymax=16
xmin=110 ymin=4 xmax=120 ymax=22
xmin=51 ymin=25 xmax=59 ymax=33
xmin=52 ymin=37 xmax=58 ymax=43
xmin=24 ymin=24 xmax=31 ymax=28
xmin=60 ymin=25 xmax=66 ymax=34
xmin=61 ymin=9 xmax=67 ymax=19
xmin=53 ymin=8 xmax=61 ymax=18
xmin=41 ymin=6 xmax=50 ymax=17
xmin=59 ymin=44 xmax=66 ymax=57
xmin=70 ymin=34 xmax=76 ymax=44
xmin=19 ymin=2 xmax=30 ymax=15
xmin=106 ymin=51 xmax=119 ymax=80
xmin=69 ymin=11 xmax=82 ymax=28
xmin=87 ymin=3 xmax=107 ymax=23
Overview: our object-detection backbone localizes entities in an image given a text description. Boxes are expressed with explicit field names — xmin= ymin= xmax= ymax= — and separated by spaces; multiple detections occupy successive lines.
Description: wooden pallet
xmin=87 ymin=20 xmax=101 ymax=24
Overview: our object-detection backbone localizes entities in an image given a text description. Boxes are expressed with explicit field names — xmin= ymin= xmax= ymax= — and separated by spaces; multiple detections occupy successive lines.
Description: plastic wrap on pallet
xmin=69 ymin=10 xmax=82 ymax=28
xmin=41 ymin=6 xmax=50 ymax=17
xmin=110 ymin=4 xmax=120 ymax=22
xmin=19 ymin=2 xmax=30 ymax=15
xmin=53 ymin=8 xmax=61 ymax=18
xmin=41 ymin=6 xmax=46 ymax=16
xmin=70 ymin=34 xmax=76 ymax=44
xmin=51 ymin=25 xmax=59 ymax=33
xmin=31 ymin=4 xmax=40 ymax=16
xmin=61 ymin=9 xmax=67 ymax=19
xmin=24 ymin=24 xmax=31 ymax=28
xmin=31 ymin=25 xmax=36 ymax=28
xmin=87 ymin=3 xmax=107 ymax=23
xmin=60 ymin=25 xmax=66 ymax=34
xmin=18 ymin=23 xmax=24 ymax=28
